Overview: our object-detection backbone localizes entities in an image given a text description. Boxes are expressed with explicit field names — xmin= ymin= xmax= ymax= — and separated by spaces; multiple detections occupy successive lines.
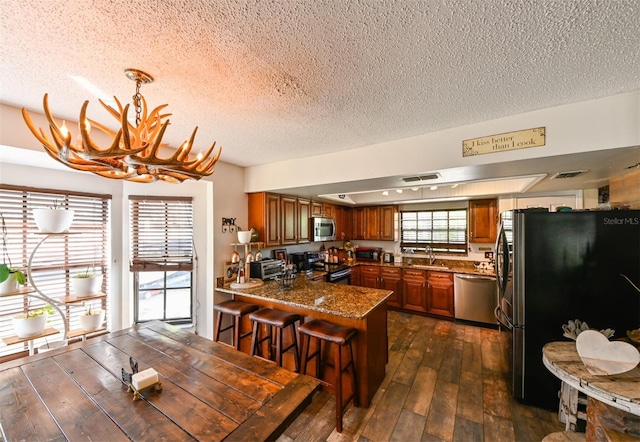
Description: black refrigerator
xmin=495 ymin=209 xmax=640 ymax=410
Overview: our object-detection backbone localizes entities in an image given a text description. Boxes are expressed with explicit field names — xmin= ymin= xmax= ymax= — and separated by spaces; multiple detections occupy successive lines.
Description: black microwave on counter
xmin=355 ymin=247 xmax=381 ymax=262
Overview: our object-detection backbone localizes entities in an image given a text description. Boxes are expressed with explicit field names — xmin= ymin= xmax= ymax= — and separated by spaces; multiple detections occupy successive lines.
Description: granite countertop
xmin=348 ymin=260 xmax=496 ymax=277
xmin=217 ymin=275 xmax=392 ymax=320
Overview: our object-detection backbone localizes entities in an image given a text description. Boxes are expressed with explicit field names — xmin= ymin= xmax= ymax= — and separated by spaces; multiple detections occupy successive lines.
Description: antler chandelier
xmin=21 ymin=69 xmax=222 ymax=183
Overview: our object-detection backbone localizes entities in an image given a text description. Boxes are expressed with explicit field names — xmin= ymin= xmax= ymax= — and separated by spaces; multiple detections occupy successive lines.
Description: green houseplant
xmin=0 ymin=211 xmax=27 ymax=294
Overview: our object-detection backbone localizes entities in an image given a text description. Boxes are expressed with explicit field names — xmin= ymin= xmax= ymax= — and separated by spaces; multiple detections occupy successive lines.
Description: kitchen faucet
xmin=426 ymin=245 xmax=435 ymax=265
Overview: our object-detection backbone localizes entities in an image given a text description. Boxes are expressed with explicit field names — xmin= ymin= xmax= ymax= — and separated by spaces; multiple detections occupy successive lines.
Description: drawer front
xmin=427 ymin=271 xmax=452 ymax=281
xmin=380 ymin=267 xmax=402 ymax=277
xmin=360 ymin=266 xmax=380 ymax=275
xmin=403 ymin=269 xmax=426 ymax=279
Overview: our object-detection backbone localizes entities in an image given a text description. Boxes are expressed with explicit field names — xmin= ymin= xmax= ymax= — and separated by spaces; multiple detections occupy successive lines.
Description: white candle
xmin=131 ymin=368 xmax=159 ymax=391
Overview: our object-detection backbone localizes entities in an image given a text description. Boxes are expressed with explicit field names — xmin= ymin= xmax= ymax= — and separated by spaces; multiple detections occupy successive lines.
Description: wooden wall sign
xmin=463 ymin=127 xmax=545 ymax=157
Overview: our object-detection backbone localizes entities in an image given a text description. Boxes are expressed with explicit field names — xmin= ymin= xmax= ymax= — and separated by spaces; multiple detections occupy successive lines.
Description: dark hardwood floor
xmin=278 ymin=310 xmax=565 ymax=441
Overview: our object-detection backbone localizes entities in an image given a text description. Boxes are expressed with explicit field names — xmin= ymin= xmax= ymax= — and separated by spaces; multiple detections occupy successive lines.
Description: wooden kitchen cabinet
xmin=322 ymin=203 xmax=335 ymax=218
xmin=364 ymin=205 xmax=397 ymax=240
xmin=281 ymin=195 xmax=298 ymax=245
xmin=379 ymin=206 xmax=396 ymax=241
xmin=311 ymin=201 xmax=323 ymax=217
xmin=248 ymin=192 xmax=281 ymax=247
xmin=349 ymin=265 xmax=361 ymax=286
xmin=469 ymin=198 xmax=498 ymax=243
xmin=426 ymin=271 xmax=454 ymax=318
xmin=365 ymin=207 xmax=380 ymax=240
xmin=297 ymin=198 xmax=311 ymax=244
xmin=353 ymin=207 xmax=366 ymax=240
xmin=250 ymin=193 xmax=312 ymax=247
xmin=359 ymin=266 xmax=380 ymax=289
xmin=334 ymin=205 xmax=353 ymax=240
xmin=402 ymin=269 xmax=428 ymax=313
xmin=380 ymin=267 xmax=402 ymax=309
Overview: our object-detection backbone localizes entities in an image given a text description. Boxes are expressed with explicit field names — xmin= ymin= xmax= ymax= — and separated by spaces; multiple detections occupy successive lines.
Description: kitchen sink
xmin=411 ymin=264 xmax=450 ymax=270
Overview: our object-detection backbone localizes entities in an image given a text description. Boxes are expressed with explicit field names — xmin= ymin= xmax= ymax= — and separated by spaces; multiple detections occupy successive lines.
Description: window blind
xmin=129 ymin=196 xmax=194 ymax=272
xmin=400 ymin=209 xmax=468 ymax=254
xmin=0 ymin=185 xmax=111 ymax=359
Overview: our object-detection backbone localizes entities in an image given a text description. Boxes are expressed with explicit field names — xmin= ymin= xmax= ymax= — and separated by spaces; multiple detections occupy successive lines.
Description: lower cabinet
xmin=359 ymin=266 xmax=380 ymax=289
xmin=402 ymin=269 xmax=428 ymax=313
xmin=353 ymin=265 xmax=454 ymax=318
xmin=380 ymin=267 xmax=402 ymax=309
xmin=349 ymin=265 xmax=361 ymax=286
xmin=426 ymin=271 xmax=454 ymax=318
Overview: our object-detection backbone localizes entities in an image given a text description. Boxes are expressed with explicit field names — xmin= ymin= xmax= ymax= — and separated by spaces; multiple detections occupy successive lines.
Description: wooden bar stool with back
xmin=298 ymin=318 xmax=359 ymax=433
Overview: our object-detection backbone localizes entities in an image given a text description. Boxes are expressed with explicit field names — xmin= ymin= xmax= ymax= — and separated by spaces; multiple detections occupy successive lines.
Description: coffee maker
xmin=290 ymin=251 xmax=323 ymax=272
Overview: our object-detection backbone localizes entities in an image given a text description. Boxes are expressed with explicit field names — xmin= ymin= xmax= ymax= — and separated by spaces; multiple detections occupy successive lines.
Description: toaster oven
xmin=249 ymin=259 xmax=285 ymax=280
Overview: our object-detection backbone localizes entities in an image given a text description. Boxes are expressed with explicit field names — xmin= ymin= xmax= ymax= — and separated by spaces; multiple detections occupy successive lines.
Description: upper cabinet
xmin=249 ymin=192 xmax=398 ymax=245
xmin=352 ymin=207 xmax=366 ymax=240
xmin=364 ymin=206 xmax=397 ymax=241
xmin=249 ymin=192 xmax=281 ymax=247
xmin=469 ymin=199 xmax=498 ymax=243
xmin=281 ymin=196 xmax=298 ymax=245
xmin=297 ymin=198 xmax=311 ymax=244
xmin=334 ymin=205 xmax=352 ymax=241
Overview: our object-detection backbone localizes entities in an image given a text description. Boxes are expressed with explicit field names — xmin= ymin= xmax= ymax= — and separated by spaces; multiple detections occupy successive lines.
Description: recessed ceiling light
xmin=396 ymin=189 xmax=403 ymax=193
xmin=382 ymin=190 xmax=389 ymax=196
xmin=451 ymin=184 xmax=459 ymax=188
xmin=411 ymin=187 xmax=419 ymax=191
xmin=430 ymin=186 xmax=438 ymax=190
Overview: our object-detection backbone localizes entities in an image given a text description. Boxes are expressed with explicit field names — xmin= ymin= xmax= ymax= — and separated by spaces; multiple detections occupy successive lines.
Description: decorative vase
xmin=12 ymin=313 xmax=47 ymax=338
xmin=72 ymin=274 xmax=103 ymax=296
xmin=0 ymin=272 xmax=18 ymax=295
xmin=33 ymin=208 xmax=74 ymax=233
xmin=79 ymin=310 xmax=105 ymax=331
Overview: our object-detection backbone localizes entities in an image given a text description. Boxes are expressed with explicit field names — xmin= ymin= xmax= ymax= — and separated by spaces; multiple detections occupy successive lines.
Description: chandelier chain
xmin=132 ymin=78 xmax=142 ymax=127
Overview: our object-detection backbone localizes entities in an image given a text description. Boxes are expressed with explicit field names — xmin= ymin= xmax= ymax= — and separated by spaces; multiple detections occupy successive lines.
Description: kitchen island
xmin=217 ymin=275 xmax=392 ymax=407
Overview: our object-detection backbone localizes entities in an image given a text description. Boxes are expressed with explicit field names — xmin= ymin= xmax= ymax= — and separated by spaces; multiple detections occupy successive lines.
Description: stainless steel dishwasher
xmin=454 ymin=274 xmax=498 ymax=325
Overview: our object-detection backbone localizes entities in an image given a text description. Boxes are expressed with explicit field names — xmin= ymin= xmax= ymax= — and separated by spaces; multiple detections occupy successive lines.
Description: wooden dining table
xmin=0 ymin=320 xmax=319 ymax=441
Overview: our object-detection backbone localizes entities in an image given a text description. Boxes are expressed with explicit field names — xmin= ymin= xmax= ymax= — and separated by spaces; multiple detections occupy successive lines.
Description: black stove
xmin=316 ymin=262 xmax=351 ymax=284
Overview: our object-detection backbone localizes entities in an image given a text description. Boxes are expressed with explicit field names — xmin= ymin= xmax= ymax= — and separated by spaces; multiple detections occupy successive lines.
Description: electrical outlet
xmin=485 ymin=251 xmax=494 ymax=259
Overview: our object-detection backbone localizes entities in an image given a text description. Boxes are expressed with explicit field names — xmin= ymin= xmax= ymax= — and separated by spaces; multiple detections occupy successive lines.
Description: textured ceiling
xmin=1 ymin=0 xmax=639 ymax=170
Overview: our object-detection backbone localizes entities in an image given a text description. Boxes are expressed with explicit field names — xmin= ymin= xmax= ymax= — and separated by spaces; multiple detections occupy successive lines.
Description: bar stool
xmin=298 ymin=319 xmax=358 ymax=433
xmin=249 ymin=308 xmax=301 ymax=371
xmin=213 ymin=300 xmax=260 ymax=350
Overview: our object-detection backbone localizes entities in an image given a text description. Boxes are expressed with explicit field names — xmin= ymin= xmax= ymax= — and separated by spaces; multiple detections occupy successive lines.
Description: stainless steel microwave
xmin=311 ymin=217 xmax=336 ymax=242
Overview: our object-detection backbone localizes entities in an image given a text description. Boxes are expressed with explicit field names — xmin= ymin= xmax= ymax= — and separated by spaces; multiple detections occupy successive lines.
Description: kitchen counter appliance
xmin=250 ymin=259 xmax=285 ymax=280
xmin=454 ymin=273 xmax=497 ymax=325
xmin=311 ymin=217 xmax=336 ymax=242
xmin=495 ymin=209 xmax=640 ymax=410
xmin=290 ymin=251 xmax=323 ymax=272
xmin=355 ymin=247 xmax=380 ymax=262
xmin=324 ymin=263 xmax=351 ymax=284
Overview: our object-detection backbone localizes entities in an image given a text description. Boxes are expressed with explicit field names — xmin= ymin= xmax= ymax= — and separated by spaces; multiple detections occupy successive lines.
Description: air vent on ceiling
xmin=402 ymin=173 xmax=440 ymax=183
xmin=550 ymin=170 xmax=589 ymax=179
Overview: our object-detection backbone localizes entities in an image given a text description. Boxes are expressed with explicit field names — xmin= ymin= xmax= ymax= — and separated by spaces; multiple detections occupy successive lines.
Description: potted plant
xmin=12 ymin=305 xmax=54 ymax=338
xmin=71 ymin=267 xmax=103 ymax=296
xmin=0 ymin=211 xmax=27 ymax=295
xmin=32 ymin=198 xmax=74 ymax=233
xmin=79 ymin=305 xmax=105 ymax=331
